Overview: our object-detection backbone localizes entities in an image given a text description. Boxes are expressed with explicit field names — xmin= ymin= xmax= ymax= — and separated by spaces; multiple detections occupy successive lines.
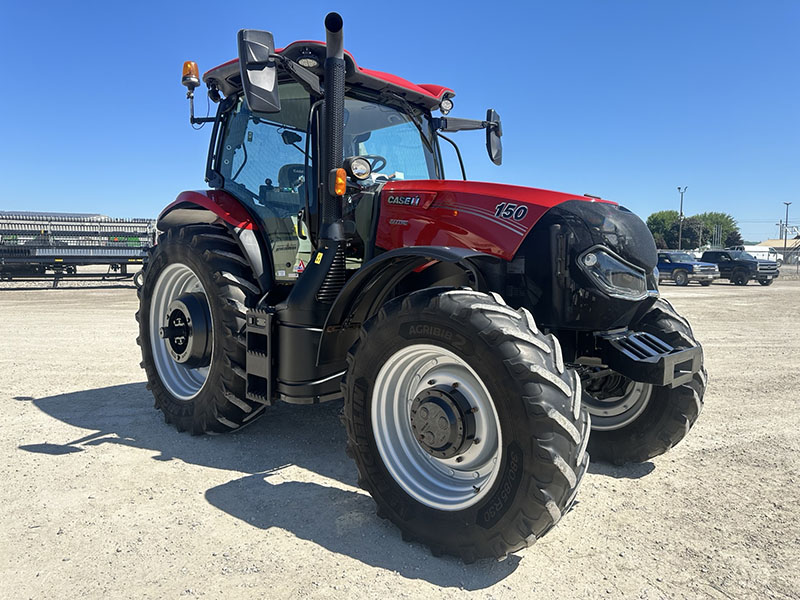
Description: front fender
xmin=157 ymin=190 xmax=271 ymax=293
xmin=316 ymin=246 xmax=501 ymax=365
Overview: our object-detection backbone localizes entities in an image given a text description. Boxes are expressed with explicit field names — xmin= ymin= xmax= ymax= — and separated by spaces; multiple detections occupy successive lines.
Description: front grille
xmin=758 ymin=262 xmax=778 ymax=273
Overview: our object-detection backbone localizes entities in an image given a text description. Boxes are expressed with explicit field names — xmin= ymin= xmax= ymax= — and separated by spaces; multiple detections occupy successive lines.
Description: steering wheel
xmin=360 ymin=154 xmax=387 ymax=173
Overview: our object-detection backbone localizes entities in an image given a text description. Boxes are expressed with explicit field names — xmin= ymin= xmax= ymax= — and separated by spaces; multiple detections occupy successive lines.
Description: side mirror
xmin=486 ymin=108 xmax=503 ymax=165
xmin=237 ymin=29 xmax=281 ymax=114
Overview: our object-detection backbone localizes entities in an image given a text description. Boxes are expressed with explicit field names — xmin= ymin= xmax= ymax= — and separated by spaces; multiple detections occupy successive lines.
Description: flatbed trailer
xmin=0 ymin=212 xmax=156 ymax=287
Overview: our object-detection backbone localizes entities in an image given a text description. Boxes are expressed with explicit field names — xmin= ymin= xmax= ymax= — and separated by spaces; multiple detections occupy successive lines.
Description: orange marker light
xmin=331 ymin=168 xmax=347 ymax=196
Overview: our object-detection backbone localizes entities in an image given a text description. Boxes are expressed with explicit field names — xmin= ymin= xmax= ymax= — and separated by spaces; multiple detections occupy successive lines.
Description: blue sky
xmin=1 ymin=0 xmax=797 ymax=241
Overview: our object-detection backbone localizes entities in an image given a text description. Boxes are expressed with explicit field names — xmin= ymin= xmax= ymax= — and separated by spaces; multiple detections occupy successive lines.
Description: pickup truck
xmin=657 ymin=251 xmax=720 ymax=286
xmin=700 ymin=250 xmax=780 ymax=286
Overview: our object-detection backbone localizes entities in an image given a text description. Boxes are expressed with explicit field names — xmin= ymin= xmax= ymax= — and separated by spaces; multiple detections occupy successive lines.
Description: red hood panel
xmin=376 ymin=180 xmax=615 ymax=260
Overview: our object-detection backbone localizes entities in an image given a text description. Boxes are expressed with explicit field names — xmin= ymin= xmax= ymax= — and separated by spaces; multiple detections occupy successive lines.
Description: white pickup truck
xmin=729 ymin=245 xmax=784 ymax=267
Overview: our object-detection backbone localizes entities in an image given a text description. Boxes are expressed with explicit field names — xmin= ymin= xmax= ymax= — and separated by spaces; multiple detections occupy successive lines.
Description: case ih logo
xmin=387 ymin=195 xmax=421 ymax=206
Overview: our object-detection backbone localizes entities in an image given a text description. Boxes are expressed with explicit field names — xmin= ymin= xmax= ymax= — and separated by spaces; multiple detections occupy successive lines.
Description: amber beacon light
xmin=182 ymin=61 xmax=200 ymax=90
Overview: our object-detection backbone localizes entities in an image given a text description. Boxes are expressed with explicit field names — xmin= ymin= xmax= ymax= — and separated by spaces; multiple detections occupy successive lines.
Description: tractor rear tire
xmin=343 ymin=288 xmax=590 ymax=562
xmin=583 ymin=298 xmax=706 ymax=464
xmin=137 ymin=225 xmax=265 ymax=434
xmin=673 ymin=270 xmax=689 ymax=286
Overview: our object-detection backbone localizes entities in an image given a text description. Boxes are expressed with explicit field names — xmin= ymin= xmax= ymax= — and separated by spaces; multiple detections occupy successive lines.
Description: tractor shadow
xmin=18 ymin=383 xmax=519 ymax=588
xmin=588 ymin=460 xmax=656 ymax=479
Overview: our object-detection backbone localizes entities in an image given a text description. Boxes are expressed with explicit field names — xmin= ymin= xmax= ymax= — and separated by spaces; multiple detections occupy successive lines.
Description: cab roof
xmin=202 ymin=40 xmax=453 ymax=111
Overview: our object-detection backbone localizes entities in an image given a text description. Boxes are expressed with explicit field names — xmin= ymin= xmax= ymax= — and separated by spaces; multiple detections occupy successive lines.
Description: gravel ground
xmin=1 ymin=277 xmax=798 ymax=599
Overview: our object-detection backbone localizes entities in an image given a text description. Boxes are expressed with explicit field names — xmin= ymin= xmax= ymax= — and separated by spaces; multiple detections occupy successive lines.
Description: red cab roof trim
xmin=202 ymin=40 xmax=453 ymax=110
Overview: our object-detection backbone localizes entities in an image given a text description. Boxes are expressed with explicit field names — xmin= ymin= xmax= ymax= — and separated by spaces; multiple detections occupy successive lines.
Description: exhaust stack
xmin=314 ymin=11 xmax=347 ymax=303
xmin=322 ymin=12 xmax=345 ymax=232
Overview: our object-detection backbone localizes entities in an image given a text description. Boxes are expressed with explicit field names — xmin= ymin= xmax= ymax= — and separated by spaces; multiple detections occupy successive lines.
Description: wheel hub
xmin=410 ymin=384 xmax=476 ymax=459
xmin=159 ymin=292 xmax=211 ymax=368
xmin=580 ymin=368 xmax=653 ymax=431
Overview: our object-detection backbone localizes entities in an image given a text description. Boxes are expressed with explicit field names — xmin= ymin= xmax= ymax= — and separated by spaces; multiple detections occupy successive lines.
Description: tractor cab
xmin=209 ymin=76 xmax=439 ymax=284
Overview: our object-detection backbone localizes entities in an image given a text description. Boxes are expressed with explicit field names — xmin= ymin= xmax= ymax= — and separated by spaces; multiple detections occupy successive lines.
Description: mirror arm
xmin=433 ymin=117 xmax=498 ymax=133
xmin=270 ymin=54 xmax=323 ymax=96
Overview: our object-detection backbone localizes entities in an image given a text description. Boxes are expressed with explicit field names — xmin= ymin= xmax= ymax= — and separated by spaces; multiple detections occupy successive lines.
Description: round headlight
xmin=440 ymin=98 xmax=454 ymax=114
xmin=583 ymin=253 xmax=598 ymax=267
xmin=345 ymin=156 xmax=372 ymax=180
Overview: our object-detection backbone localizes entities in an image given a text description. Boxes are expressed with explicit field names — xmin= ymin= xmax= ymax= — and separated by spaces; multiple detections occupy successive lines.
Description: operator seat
xmin=278 ymin=164 xmax=305 ymax=192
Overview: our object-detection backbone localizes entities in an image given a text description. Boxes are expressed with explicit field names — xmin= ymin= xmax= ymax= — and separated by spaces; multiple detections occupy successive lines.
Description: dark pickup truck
xmin=700 ymin=250 xmax=780 ymax=286
xmin=657 ymin=251 xmax=720 ymax=286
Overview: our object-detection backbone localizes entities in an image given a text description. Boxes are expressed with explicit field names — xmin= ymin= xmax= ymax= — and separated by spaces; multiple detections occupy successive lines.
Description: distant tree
xmin=664 ymin=215 xmax=703 ymax=249
xmin=647 ymin=210 xmax=680 ymax=248
xmin=725 ymin=229 xmax=744 ymax=247
xmin=695 ymin=212 xmax=742 ymax=247
xmin=683 ymin=216 xmax=704 ymax=249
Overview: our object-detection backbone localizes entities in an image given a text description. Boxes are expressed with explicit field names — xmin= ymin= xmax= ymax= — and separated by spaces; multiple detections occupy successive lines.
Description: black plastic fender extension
xmin=315 ymin=246 xmax=503 ymax=365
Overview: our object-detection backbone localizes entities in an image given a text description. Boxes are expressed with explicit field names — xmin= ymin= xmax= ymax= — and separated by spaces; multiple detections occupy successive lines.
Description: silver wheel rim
xmin=371 ymin=344 xmax=502 ymax=511
xmin=583 ymin=378 xmax=653 ymax=431
xmin=149 ymin=263 xmax=212 ymax=401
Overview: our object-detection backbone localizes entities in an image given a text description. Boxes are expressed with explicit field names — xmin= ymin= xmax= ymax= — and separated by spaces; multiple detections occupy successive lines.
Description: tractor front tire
xmin=343 ymin=288 xmax=590 ymax=562
xmin=583 ymin=298 xmax=706 ymax=464
xmin=137 ymin=225 xmax=265 ymax=434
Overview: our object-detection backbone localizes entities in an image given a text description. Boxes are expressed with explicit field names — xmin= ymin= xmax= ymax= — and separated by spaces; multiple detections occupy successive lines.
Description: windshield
xmin=730 ymin=251 xmax=756 ymax=260
xmin=670 ymin=252 xmax=696 ymax=262
xmin=343 ymin=98 xmax=437 ymax=181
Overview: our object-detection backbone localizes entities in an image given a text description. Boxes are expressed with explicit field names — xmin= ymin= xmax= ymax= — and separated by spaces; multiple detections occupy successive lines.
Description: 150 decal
xmin=494 ymin=203 xmax=528 ymax=221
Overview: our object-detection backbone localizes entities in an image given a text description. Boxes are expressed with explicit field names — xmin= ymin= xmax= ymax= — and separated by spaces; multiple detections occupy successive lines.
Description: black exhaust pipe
xmin=322 ymin=12 xmax=345 ymax=232
xmin=316 ymin=11 xmax=347 ymax=303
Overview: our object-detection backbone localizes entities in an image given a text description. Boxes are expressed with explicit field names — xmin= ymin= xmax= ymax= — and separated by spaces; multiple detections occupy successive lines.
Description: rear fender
xmin=158 ymin=190 xmax=271 ymax=293
xmin=316 ymin=246 xmax=503 ymax=365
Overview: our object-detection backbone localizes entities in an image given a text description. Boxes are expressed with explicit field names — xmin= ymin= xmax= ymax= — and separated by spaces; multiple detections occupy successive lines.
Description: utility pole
xmin=784 ymin=202 xmax=792 ymax=265
xmin=677 ymin=186 xmax=688 ymax=250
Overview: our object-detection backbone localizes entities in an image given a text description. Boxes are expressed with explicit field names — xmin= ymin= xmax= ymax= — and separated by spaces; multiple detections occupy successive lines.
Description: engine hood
xmin=376 ymin=179 xmax=617 ymax=260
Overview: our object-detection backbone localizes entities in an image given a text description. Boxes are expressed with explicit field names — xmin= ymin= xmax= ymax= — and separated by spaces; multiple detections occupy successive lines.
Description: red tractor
xmin=138 ymin=13 xmax=706 ymax=561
